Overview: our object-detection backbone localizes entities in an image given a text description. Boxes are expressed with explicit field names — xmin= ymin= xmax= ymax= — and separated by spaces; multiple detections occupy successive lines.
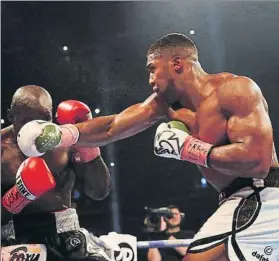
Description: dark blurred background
xmin=2 ymin=0 xmax=279 ymax=249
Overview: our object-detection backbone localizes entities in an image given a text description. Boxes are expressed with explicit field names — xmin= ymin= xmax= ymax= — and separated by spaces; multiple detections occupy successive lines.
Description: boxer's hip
xmin=218 ymin=167 xmax=279 ymax=205
xmin=2 ymin=208 xmax=80 ymax=242
xmin=188 ymin=168 xmax=279 ymax=260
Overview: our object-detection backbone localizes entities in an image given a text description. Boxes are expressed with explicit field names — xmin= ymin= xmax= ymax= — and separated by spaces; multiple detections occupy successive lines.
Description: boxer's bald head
xmin=9 ymin=85 xmax=53 ymax=134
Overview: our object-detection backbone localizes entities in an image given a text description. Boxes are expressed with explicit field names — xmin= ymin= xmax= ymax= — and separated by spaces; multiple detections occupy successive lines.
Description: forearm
xmin=75 ymin=115 xmax=117 ymax=147
xmin=76 ymin=104 xmax=165 ymax=147
xmin=208 ymin=142 xmax=266 ymax=177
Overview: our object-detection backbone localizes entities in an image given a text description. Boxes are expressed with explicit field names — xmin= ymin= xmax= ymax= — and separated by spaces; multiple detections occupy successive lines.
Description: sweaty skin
xmin=73 ymin=72 xmax=278 ymax=192
xmin=14 ymin=37 xmax=279 ymax=260
xmin=71 ymin=69 xmax=279 ymax=261
xmin=55 ymin=37 xmax=278 ymax=261
xmin=1 ymin=86 xmax=110 ymax=223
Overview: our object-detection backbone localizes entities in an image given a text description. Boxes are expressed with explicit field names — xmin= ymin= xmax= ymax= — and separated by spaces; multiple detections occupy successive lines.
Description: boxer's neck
xmin=178 ymin=62 xmax=213 ymax=110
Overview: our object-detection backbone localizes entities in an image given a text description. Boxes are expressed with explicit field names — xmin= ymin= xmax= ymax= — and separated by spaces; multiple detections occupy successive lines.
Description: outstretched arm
xmin=76 ymin=93 xmax=170 ymax=147
xmin=17 ymin=93 xmax=173 ymax=157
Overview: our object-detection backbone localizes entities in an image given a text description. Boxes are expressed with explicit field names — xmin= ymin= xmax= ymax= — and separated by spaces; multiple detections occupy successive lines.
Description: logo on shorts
xmin=252 ymin=247 xmax=273 ymax=261
xmin=9 ymin=246 xmax=40 ymax=261
xmin=70 ymin=237 xmax=81 ymax=247
xmin=264 ymin=246 xmax=273 ymax=255
xmin=114 ymin=242 xmax=135 ymax=261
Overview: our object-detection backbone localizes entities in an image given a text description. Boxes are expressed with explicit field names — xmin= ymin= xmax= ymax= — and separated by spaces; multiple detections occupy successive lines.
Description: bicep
xmin=222 ymin=78 xmax=273 ymax=159
xmin=227 ymin=108 xmax=272 ymax=147
xmin=219 ymin=77 xmax=272 ymax=153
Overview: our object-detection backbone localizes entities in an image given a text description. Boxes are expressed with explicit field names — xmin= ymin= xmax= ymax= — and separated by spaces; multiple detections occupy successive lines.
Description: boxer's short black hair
xmin=147 ymin=33 xmax=198 ymax=58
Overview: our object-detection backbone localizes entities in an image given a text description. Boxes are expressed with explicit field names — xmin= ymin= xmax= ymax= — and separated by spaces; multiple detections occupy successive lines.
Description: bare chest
xmin=173 ymin=98 xmax=229 ymax=146
xmin=196 ymin=97 xmax=229 ymax=146
xmin=170 ymin=95 xmax=234 ymax=191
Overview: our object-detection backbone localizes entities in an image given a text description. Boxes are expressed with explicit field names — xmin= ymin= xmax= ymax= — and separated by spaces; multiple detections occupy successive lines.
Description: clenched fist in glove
xmin=2 ymin=158 xmax=56 ymax=214
xmin=154 ymin=121 xmax=214 ymax=168
xmin=56 ymin=100 xmax=100 ymax=163
xmin=17 ymin=119 xmax=79 ymax=157
xmin=55 ymin=100 xmax=92 ymax=124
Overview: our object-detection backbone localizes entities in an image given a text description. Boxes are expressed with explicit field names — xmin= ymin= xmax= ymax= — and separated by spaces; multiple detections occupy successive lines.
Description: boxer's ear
xmin=172 ymin=56 xmax=183 ymax=73
xmin=7 ymin=109 xmax=13 ymax=123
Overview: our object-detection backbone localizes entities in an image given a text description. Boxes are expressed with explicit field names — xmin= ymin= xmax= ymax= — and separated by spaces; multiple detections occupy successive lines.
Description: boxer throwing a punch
xmin=17 ymin=34 xmax=279 ymax=260
xmin=1 ymin=85 xmax=111 ymax=261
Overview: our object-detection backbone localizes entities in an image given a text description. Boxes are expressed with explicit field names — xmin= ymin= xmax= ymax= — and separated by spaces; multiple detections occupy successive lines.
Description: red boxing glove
xmin=2 ymin=158 xmax=56 ymax=214
xmin=55 ymin=100 xmax=92 ymax=124
xmin=56 ymin=100 xmax=100 ymax=163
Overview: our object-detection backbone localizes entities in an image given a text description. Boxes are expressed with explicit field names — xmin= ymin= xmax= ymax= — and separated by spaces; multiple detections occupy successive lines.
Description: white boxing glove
xmin=154 ymin=121 xmax=214 ymax=167
xmin=17 ymin=120 xmax=79 ymax=157
xmin=154 ymin=122 xmax=189 ymax=160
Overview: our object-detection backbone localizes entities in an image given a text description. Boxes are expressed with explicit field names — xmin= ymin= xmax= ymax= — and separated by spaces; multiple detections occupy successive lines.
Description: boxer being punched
xmin=18 ymin=34 xmax=279 ymax=260
xmin=1 ymin=85 xmax=111 ymax=260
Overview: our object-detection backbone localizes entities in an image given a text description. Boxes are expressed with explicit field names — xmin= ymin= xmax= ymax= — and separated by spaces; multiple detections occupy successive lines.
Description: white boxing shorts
xmin=188 ymin=184 xmax=279 ymax=261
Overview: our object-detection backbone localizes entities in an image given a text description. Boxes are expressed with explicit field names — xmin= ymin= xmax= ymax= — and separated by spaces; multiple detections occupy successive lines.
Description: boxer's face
xmin=147 ymin=52 xmax=178 ymax=103
xmin=9 ymin=105 xmax=52 ymax=134
xmin=167 ymin=208 xmax=182 ymax=227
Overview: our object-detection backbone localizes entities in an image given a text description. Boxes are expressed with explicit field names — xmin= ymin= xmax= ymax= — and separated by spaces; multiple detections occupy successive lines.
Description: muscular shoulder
xmin=216 ymin=76 xmax=262 ymax=116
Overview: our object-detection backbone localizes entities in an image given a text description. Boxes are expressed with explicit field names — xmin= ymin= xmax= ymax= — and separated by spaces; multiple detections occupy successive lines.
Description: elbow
xmin=105 ymin=123 xmax=114 ymax=141
xmin=84 ymin=177 xmax=111 ymax=201
xmin=243 ymin=150 xmax=270 ymax=178
xmin=85 ymin=186 xmax=110 ymax=201
xmin=253 ymin=159 xmax=270 ymax=179
xmin=106 ymin=127 xmax=116 ymax=142
xmin=106 ymin=118 xmax=120 ymax=142
xmin=97 ymin=185 xmax=110 ymax=200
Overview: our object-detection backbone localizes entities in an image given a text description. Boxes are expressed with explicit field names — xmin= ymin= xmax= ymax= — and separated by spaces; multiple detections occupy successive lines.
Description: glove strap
xmin=2 ymin=186 xmax=32 ymax=214
xmin=59 ymin=124 xmax=80 ymax=148
xmin=181 ymin=136 xmax=214 ymax=167
xmin=72 ymin=146 xmax=100 ymax=163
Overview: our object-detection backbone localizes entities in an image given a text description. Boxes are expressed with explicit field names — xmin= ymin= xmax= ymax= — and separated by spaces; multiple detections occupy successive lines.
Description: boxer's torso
xmin=1 ymin=126 xmax=75 ymax=214
xmin=170 ymin=73 xmax=278 ymax=192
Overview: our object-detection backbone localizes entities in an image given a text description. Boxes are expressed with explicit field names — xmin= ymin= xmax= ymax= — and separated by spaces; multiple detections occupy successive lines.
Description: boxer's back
xmin=170 ymin=72 xmax=278 ymax=191
xmin=1 ymin=126 xmax=75 ymax=214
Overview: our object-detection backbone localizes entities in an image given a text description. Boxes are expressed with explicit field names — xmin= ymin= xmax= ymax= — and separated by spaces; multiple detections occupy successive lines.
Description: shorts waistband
xmin=8 ymin=208 xmax=80 ymax=240
xmin=219 ymin=167 xmax=279 ymax=204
